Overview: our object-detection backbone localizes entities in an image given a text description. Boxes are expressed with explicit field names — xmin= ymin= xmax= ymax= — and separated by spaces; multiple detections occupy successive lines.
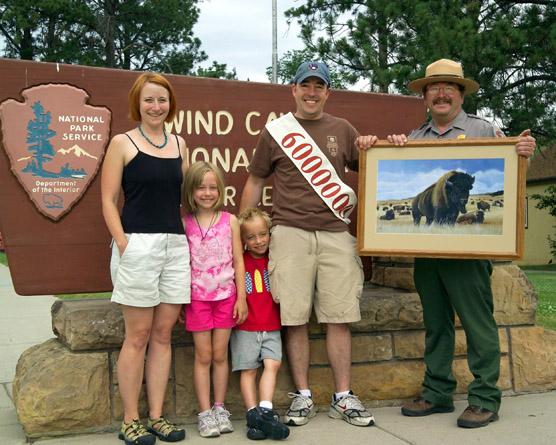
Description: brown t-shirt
xmin=248 ymin=113 xmax=360 ymax=232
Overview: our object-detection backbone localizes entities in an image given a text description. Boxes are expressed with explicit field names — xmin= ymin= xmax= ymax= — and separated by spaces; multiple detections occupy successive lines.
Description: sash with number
xmin=265 ymin=112 xmax=357 ymax=224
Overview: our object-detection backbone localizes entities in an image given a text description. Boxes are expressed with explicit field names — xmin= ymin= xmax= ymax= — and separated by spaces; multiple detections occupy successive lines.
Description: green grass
xmin=523 ymin=272 xmax=556 ymax=331
xmin=521 ymin=263 xmax=556 ymax=271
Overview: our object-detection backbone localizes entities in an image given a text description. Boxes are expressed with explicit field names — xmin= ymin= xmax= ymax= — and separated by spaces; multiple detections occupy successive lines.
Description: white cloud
xmin=195 ymin=0 xmax=305 ymax=82
xmin=377 ymin=167 xmax=503 ymax=201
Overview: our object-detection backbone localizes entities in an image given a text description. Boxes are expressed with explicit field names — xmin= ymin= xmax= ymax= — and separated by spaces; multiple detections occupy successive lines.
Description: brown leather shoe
xmin=401 ymin=397 xmax=455 ymax=417
xmin=457 ymin=405 xmax=499 ymax=428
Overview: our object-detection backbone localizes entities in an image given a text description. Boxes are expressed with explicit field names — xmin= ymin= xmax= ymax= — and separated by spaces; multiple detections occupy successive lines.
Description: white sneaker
xmin=198 ymin=410 xmax=220 ymax=438
xmin=284 ymin=392 xmax=316 ymax=426
xmin=328 ymin=391 xmax=375 ymax=426
xmin=212 ymin=405 xmax=234 ymax=433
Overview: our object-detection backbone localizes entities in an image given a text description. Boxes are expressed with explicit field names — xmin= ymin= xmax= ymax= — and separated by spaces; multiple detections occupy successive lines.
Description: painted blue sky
xmin=376 ymin=158 xmax=505 ymax=201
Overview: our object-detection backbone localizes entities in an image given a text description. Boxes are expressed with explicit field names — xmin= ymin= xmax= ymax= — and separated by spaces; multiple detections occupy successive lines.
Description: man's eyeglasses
xmin=427 ymin=85 xmax=459 ymax=95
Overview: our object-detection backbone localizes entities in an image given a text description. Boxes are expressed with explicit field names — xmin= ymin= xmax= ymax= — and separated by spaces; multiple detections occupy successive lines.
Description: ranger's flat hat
xmin=408 ymin=59 xmax=479 ymax=94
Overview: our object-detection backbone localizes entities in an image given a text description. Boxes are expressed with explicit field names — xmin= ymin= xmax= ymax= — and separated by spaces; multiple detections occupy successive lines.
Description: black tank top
xmin=120 ymin=134 xmax=185 ymax=234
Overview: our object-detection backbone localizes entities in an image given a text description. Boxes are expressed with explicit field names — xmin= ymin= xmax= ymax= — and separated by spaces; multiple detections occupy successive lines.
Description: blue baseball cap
xmin=294 ymin=62 xmax=331 ymax=86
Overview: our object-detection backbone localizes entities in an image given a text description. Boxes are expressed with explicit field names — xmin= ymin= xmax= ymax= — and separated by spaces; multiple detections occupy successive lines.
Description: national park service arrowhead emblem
xmin=0 ymin=84 xmax=111 ymax=220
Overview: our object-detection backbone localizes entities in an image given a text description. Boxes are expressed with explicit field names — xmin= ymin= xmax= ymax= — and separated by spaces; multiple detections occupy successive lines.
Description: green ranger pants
xmin=414 ymin=258 xmax=501 ymax=413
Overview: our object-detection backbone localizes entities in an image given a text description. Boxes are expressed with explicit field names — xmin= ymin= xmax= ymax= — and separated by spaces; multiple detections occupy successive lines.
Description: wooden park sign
xmin=0 ymin=58 xmax=425 ymax=295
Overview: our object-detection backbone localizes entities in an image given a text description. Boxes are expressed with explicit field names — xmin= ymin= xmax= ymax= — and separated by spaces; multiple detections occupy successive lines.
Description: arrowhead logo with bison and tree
xmin=0 ymin=84 xmax=111 ymax=220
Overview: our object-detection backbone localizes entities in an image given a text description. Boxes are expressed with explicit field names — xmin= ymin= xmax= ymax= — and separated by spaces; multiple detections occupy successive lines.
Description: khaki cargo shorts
xmin=268 ymin=225 xmax=363 ymax=325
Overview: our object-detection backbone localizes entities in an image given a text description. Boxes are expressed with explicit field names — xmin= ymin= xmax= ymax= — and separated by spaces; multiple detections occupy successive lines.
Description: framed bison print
xmin=357 ymin=137 xmax=526 ymax=260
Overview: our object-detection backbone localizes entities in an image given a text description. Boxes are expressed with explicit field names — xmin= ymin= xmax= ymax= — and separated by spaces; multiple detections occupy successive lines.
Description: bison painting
xmin=393 ymin=204 xmax=405 ymax=211
xmin=412 ymin=171 xmax=475 ymax=226
xmin=477 ymin=200 xmax=490 ymax=211
xmin=457 ymin=210 xmax=485 ymax=225
xmin=379 ymin=209 xmax=395 ymax=220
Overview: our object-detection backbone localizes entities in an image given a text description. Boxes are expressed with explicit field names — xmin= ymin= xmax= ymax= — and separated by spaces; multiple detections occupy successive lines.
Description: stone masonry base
xmin=12 ymin=264 xmax=556 ymax=439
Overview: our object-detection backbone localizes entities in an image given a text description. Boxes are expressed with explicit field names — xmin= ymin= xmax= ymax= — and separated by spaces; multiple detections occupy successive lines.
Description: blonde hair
xmin=128 ymin=72 xmax=177 ymax=123
xmin=182 ymin=161 xmax=225 ymax=213
xmin=238 ymin=207 xmax=272 ymax=230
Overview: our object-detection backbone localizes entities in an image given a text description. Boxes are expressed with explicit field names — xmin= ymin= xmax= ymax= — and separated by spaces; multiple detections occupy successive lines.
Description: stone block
xmin=111 ymin=349 xmax=175 ymax=385
xmin=309 ymin=334 xmax=392 ymax=365
xmin=393 ymin=257 xmax=415 ymax=265
xmin=353 ymin=286 xmax=423 ymax=332
xmin=491 ymin=265 xmax=537 ymax=326
xmin=510 ymin=326 xmax=556 ymax=391
xmin=175 ymin=345 xmax=294 ymax=418
xmin=394 ymin=328 xmax=508 ymax=359
xmin=52 ymin=299 xmax=124 ymax=350
xmin=52 ymin=299 xmax=192 ymax=351
xmin=369 ymin=263 xmax=537 ymax=326
xmin=352 ymin=334 xmax=392 ymax=363
xmin=370 ymin=265 xmax=385 ymax=286
xmin=303 ymin=362 xmax=426 ymax=406
xmin=453 ymin=355 xmax=512 ymax=393
xmin=12 ymin=339 xmax=110 ymax=436
xmin=384 ymin=265 xmax=415 ymax=291
xmin=113 ymin=383 xmax=173 ymax=421
xmin=175 ymin=346 xmax=197 ymax=417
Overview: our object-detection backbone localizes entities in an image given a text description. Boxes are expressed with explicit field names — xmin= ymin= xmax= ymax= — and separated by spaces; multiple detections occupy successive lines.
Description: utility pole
xmin=272 ymin=0 xmax=278 ymax=83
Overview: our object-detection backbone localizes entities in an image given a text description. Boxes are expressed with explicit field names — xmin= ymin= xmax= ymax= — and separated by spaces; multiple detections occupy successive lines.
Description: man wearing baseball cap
xmin=388 ymin=59 xmax=536 ymax=428
xmin=240 ymin=61 xmax=377 ymax=429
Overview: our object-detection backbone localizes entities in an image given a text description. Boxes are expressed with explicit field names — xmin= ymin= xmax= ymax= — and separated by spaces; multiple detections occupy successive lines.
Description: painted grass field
xmin=376 ymin=194 xmax=504 ymax=235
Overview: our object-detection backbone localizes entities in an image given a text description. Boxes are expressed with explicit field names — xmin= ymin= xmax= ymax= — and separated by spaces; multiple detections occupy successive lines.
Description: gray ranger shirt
xmin=408 ymin=109 xmax=505 ymax=140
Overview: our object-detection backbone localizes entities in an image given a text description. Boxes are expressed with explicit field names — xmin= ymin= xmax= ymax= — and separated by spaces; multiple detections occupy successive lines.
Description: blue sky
xmin=376 ymin=158 xmax=505 ymax=201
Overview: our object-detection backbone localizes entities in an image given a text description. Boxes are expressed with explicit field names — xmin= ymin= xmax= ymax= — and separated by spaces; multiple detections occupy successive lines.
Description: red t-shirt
xmin=235 ymin=251 xmax=281 ymax=331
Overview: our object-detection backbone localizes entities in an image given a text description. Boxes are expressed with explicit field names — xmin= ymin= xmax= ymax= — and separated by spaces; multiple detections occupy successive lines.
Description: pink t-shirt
xmin=185 ymin=211 xmax=236 ymax=301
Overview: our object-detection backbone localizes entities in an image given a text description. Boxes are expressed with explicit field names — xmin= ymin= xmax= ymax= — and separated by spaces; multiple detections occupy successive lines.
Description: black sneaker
xmin=247 ymin=427 xmax=267 ymax=440
xmin=246 ymin=407 xmax=290 ymax=440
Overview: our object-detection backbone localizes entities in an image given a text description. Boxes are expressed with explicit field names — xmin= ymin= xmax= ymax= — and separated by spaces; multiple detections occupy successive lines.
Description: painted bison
xmin=412 ymin=171 xmax=475 ymax=226
xmin=457 ymin=210 xmax=485 ymax=225
xmin=399 ymin=210 xmax=411 ymax=215
xmin=477 ymin=200 xmax=490 ymax=211
xmin=379 ymin=209 xmax=395 ymax=220
xmin=393 ymin=204 xmax=405 ymax=211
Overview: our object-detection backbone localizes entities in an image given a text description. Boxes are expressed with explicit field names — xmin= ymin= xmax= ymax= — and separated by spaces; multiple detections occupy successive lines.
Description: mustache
xmin=433 ymin=97 xmax=452 ymax=105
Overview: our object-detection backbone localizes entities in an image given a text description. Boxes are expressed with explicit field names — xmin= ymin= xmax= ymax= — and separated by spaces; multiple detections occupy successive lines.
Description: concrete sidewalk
xmin=1 ymin=263 xmax=555 ymax=444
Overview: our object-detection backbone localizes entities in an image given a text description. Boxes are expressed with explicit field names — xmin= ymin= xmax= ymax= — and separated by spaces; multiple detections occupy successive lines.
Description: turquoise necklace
xmin=138 ymin=124 xmax=168 ymax=149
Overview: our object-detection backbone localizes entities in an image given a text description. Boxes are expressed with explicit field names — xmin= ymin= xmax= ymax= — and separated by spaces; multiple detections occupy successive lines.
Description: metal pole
xmin=272 ymin=0 xmax=278 ymax=83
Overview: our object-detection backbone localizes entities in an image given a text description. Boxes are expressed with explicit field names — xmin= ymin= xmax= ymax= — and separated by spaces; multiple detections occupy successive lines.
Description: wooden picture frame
xmin=357 ymin=137 xmax=526 ymax=260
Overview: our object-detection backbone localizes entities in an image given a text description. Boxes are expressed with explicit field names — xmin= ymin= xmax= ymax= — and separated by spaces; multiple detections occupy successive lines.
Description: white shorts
xmin=110 ymin=233 xmax=191 ymax=307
